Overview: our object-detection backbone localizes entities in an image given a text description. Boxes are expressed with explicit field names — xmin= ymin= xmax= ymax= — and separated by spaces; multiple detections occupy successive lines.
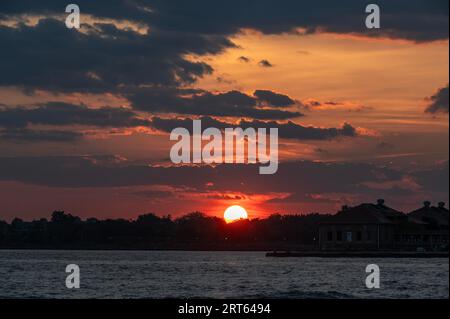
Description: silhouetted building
xmin=319 ymin=199 xmax=449 ymax=251
xmin=405 ymin=201 xmax=449 ymax=250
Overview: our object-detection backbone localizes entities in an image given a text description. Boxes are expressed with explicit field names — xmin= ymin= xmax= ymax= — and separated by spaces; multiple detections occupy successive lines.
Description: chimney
xmin=438 ymin=202 xmax=446 ymax=209
xmin=377 ymin=199 xmax=385 ymax=206
xmin=423 ymin=201 xmax=431 ymax=208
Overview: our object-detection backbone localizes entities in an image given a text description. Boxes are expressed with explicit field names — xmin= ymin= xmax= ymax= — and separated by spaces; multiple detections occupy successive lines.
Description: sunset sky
xmin=0 ymin=1 xmax=448 ymax=221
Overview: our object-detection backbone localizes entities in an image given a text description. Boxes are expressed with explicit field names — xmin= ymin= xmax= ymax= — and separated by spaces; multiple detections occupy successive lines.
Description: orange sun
xmin=224 ymin=205 xmax=249 ymax=223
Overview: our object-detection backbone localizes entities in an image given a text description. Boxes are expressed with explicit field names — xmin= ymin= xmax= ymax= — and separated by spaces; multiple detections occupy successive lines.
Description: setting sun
xmin=224 ymin=205 xmax=249 ymax=223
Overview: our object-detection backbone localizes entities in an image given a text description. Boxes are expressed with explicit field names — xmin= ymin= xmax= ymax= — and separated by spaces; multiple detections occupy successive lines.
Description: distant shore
xmin=0 ymin=243 xmax=311 ymax=251
xmin=1 ymin=246 xmax=448 ymax=258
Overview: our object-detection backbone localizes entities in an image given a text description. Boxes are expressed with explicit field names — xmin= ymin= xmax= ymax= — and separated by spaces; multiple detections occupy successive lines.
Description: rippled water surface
xmin=0 ymin=250 xmax=448 ymax=299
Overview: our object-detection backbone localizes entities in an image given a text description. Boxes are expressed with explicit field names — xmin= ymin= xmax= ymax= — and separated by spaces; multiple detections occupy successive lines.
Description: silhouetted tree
xmin=49 ymin=211 xmax=82 ymax=244
xmin=0 ymin=210 xmax=333 ymax=249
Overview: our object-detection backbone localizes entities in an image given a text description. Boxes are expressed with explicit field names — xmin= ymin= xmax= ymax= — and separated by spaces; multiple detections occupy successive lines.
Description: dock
xmin=266 ymin=251 xmax=449 ymax=258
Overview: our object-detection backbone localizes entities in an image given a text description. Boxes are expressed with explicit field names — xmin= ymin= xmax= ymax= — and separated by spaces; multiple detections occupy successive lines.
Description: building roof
xmin=409 ymin=202 xmax=449 ymax=227
xmin=321 ymin=200 xmax=405 ymax=225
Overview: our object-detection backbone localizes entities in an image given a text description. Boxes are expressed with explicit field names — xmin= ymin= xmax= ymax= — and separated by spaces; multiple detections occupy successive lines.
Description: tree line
xmin=0 ymin=211 xmax=328 ymax=250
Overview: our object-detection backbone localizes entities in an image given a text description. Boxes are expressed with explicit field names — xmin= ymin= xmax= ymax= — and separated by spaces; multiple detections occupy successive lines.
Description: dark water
xmin=0 ymin=250 xmax=448 ymax=299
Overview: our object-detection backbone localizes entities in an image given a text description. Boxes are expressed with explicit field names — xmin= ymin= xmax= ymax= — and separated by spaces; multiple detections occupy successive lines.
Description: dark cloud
xmin=207 ymin=194 xmax=244 ymax=200
xmin=324 ymin=101 xmax=342 ymax=106
xmin=238 ymin=56 xmax=251 ymax=63
xmin=306 ymin=100 xmax=322 ymax=108
xmin=243 ymin=119 xmax=358 ymax=140
xmin=150 ymin=116 xmax=358 ymax=141
xmin=0 ymin=19 xmax=233 ymax=92
xmin=0 ymin=128 xmax=83 ymax=142
xmin=0 ymin=91 xmax=301 ymax=142
xmin=0 ymin=156 xmax=445 ymax=206
xmin=0 ymin=1 xmax=152 ymax=22
xmin=216 ymin=76 xmax=235 ymax=85
xmin=0 ymin=157 xmax=403 ymax=194
xmin=146 ymin=0 xmax=448 ymax=42
xmin=258 ymin=60 xmax=274 ymax=68
xmin=0 ymin=1 xmax=447 ymax=118
xmin=0 ymin=102 xmax=151 ymax=128
xmin=0 ymin=102 xmax=153 ymax=142
xmin=128 ymin=88 xmax=302 ymax=119
xmin=425 ymin=85 xmax=449 ymax=114
xmin=267 ymin=193 xmax=339 ymax=204
xmin=2 ymin=0 xmax=446 ymax=42
xmin=253 ymin=90 xmax=296 ymax=107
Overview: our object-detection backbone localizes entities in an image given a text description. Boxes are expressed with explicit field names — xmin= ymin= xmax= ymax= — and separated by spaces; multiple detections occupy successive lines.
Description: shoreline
xmin=0 ymin=247 xmax=448 ymax=258
xmin=266 ymin=251 xmax=449 ymax=258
